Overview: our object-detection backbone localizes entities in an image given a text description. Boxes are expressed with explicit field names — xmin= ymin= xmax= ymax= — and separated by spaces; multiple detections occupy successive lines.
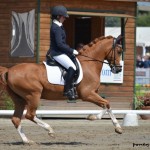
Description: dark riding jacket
xmin=47 ymin=20 xmax=74 ymax=57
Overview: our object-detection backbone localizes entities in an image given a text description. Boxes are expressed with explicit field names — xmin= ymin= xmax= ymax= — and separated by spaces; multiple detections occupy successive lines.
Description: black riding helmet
xmin=51 ymin=5 xmax=69 ymax=18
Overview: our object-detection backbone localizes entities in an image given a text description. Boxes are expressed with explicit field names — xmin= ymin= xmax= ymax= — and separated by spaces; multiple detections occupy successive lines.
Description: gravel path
xmin=0 ymin=118 xmax=149 ymax=150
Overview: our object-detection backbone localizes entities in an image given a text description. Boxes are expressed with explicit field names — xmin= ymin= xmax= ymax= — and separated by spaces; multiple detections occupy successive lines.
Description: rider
xmin=46 ymin=5 xmax=79 ymax=100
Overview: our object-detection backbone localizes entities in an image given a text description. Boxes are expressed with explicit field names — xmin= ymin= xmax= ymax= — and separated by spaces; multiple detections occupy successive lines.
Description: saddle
xmin=45 ymin=54 xmax=81 ymax=103
xmin=46 ymin=54 xmax=80 ymax=82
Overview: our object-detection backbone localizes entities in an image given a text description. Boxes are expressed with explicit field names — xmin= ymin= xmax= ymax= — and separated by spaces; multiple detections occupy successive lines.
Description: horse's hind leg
xmin=25 ymin=93 xmax=55 ymax=137
xmin=7 ymin=89 xmax=31 ymax=144
xmin=12 ymin=103 xmax=32 ymax=144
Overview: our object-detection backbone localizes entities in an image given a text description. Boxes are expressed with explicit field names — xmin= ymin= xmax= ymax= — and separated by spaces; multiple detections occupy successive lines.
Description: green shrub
xmin=0 ymin=92 xmax=14 ymax=110
xmin=134 ymin=84 xmax=150 ymax=110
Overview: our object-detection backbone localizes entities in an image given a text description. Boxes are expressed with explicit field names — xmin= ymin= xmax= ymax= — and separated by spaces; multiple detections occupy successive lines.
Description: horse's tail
xmin=0 ymin=66 xmax=8 ymax=85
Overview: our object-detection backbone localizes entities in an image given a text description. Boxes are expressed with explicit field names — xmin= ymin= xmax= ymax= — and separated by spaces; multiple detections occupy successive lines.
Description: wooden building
xmin=0 ymin=0 xmax=142 ymax=110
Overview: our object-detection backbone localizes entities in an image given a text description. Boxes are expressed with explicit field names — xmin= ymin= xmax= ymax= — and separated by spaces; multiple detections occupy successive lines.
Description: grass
xmin=0 ymin=91 xmax=14 ymax=110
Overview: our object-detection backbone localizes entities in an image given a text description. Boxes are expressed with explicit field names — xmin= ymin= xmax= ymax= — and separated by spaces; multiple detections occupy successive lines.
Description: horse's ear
xmin=116 ymin=35 xmax=123 ymax=45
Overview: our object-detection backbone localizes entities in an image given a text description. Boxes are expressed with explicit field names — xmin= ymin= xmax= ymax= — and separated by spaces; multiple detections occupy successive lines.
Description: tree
xmin=105 ymin=17 xmax=120 ymax=27
xmin=137 ymin=12 xmax=150 ymax=27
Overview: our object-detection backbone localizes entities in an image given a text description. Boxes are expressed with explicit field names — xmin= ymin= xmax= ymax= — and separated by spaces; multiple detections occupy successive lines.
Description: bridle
xmin=107 ymin=37 xmax=122 ymax=70
xmin=79 ymin=37 xmax=122 ymax=69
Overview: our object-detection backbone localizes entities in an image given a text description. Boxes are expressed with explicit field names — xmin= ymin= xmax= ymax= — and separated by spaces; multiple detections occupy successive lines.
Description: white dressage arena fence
xmin=0 ymin=110 xmax=150 ymax=126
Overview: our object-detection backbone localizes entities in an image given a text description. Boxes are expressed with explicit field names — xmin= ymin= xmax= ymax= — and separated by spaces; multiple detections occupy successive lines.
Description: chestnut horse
xmin=0 ymin=35 xmax=123 ymax=144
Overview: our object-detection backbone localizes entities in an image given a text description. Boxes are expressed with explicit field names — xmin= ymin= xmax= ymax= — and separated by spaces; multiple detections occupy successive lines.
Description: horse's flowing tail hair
xmin=0 ymin=66 xmax=8 ymax=85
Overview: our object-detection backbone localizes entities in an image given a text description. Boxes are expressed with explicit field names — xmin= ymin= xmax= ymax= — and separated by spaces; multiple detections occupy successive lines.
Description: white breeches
xmin=53 ymin=54 xmax=76 ymax=70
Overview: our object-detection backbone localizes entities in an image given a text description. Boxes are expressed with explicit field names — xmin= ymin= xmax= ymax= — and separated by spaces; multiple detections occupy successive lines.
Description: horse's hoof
xmin=48 ymin=132 xmax=55 ymax=138
xmin=87 ymin=114 xmax=97 ymax=120
xmin=115 ymin=127 xmax=123 ymax=134
xmin=23 ymin=140 xmax=35 ymax=145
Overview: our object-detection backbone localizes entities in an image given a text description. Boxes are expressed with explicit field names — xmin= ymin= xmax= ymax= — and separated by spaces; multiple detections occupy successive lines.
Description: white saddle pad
xmin=43 ymin=58 xmax=83 ymax=85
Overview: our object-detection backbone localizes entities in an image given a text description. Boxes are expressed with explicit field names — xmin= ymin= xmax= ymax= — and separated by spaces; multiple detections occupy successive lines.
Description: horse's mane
xmin=79 ymin=35 xmax=113 ymax=53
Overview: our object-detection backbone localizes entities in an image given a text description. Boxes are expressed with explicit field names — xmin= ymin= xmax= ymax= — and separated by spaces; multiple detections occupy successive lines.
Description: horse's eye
xmin=118 ymin=52 xmax=122 ymax=55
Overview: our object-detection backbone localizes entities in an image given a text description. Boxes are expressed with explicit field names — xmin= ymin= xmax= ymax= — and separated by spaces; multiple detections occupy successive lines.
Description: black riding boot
xmin=63 ymin=67 xmax=76 ymax=100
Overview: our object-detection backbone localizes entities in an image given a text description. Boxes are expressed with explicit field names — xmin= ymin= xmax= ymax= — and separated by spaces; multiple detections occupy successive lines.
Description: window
xmin=11 ymin=9 xmax=35 ymax=57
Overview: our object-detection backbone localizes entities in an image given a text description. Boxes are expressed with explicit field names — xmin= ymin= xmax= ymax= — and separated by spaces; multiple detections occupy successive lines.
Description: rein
xmin=78 ymin=54 xmax=109 ymax=65
xmin=78 ymin=37 xmax=118 ymax=66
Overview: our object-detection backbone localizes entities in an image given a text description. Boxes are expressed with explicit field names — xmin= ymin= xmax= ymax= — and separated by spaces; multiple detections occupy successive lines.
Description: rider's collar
xmin=53 ymin=19 xmax=62 ymax=27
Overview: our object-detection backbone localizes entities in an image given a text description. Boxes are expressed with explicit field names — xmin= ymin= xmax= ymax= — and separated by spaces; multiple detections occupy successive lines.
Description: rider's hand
xmin=73 ymin=50 xmax=79 ymax=55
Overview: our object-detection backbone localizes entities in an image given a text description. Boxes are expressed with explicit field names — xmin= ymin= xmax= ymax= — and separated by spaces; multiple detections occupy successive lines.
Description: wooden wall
xmin=0 ymin=0 xmax=137 ymax=110
xmin=39 ymin=0 xmax=136 ymax=110
xmin=0 ymin=0 xmax=37 ymax=67
xmin=0 ymin=0 xmax=37 ymax=108
xmin=39 ymin=0 xmax=136 ymax=62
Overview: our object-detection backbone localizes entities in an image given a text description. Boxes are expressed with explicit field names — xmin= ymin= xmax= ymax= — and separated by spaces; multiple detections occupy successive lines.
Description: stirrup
xmin=64 ymin=89 xmax=77 ymax=103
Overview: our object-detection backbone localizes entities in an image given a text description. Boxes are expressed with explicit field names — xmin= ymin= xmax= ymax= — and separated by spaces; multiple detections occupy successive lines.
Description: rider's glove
xmin=73 ymin=50 xmax=79 ymax=55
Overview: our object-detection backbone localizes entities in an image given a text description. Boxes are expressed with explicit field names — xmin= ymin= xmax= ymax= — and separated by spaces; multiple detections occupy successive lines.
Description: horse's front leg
xmin=82 ymin=91 xmax=122 ymax=134
xmin=87 ymin=109 xmax=107 ymax=120
xmin=107 ymin=108 xmax=123 ymax=134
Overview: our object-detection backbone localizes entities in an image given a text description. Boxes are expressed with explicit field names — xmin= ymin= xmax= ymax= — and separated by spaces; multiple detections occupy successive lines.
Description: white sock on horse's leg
xmin=107 ymin=109 xmax=121 ymax=128
xmin=96 ymin=109 xmax=107 ymax=119
xmin=107 ymin=109 xmax=123 ymax=134
xmin=33 ymin=116 xmax=55 ymax=136
xmin=17 ymin=124 xmax=31 ymax=144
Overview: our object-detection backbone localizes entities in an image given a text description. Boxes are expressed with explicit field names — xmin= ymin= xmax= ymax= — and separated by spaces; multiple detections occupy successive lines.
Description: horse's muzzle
xmin=111 ymin=65 xmax=122 ymax=74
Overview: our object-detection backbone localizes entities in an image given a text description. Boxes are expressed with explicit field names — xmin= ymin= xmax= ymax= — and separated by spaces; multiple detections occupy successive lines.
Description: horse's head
xmin=105 ymin=35 xmax=123 ymax=74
